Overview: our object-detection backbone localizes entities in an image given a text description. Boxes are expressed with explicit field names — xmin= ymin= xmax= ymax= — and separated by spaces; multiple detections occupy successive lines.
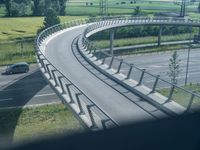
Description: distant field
xmin=0 ymin=16 xmax=86 ymax=41
xmin=0 ymin=1 xmax=199 ymax=16
xmin=0 ymin=104 xmax=84 ymax=146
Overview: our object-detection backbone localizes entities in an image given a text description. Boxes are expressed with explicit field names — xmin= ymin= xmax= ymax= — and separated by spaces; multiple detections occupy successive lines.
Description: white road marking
xmin=150 ymin=65 xmax=163 ymax=68
xmin=0 ymin=98 xmax=13 ymax=102
xmin=34 ymin=93 xmax=56 ymax=98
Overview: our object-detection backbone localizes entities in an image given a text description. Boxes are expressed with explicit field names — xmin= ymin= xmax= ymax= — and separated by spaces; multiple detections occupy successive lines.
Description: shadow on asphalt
xmin=0 ymin=70 xmax=47 ymax=146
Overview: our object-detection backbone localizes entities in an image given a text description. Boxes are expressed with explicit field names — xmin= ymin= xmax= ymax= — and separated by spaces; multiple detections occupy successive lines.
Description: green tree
xmin=32 ymin=0 xmax=45 ymax=16
xmin=198 ymin=2 xmax=200 ymax=13
xmin=167 ymin=51 xmax=182 ymax=84
xmin=133 ymin=6 xmax=141 ymax=16
xmin=58 ymin=0 xmax=67 ymax=15
xmin=43 ymin=8 xmax=60 ymax=28
xmin=4 ymin=0 xmax=11 ymax=16
xmin=3 ymin=0 xmax=31 ymax=17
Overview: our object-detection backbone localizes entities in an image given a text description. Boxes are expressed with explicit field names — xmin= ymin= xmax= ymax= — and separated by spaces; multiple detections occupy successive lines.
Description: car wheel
xmin=25 ymin=69 xmax=29 ymax=73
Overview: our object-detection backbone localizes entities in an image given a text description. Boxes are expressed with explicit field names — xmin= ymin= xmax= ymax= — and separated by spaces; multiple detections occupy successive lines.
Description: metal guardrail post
xmin=93 ymin=48 xmax=96 ymax=56
xmin=116 ymin=59 xmax=123 ymax=74
xmin=65 ymin=84 xmax=74 ymax=104
xmin=58 ymin=76 xmax=66 ymax=94
xmin=150 ymin=75 xmax=160 ymax=93
xmin=87 ymin=105 xmax=98 ymax=130
xmin=137 ymin=69 xmax=146 ymax=86
xmin=75 ymin=93 xmax=85 ymax=115
xmin=52 ymin=70 xmax=59 ymax=87
xmin=102 ymin=56 xmax=106 ymax=65
xmin=185 ymin=94 xmax=195 ymax=113
xmin=126 ymin=64 xmax=133 ymax=79
xmin=166 ymin=85 xmax=175 ymax=102
xmin=97 ymin=51 xmax=102 ymax=60
xmin=108 ymin=56 xmax=114 ymax=69
xmin=46 ymin=64 xmax=53 ymax=80
xmin=39 ymin=58 xmax=47 ymax=73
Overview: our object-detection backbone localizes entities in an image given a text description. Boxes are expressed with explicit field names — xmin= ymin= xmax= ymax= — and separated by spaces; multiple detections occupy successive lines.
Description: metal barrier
xmin=35 ymin=18 xmax=119 ymax=130
xmin=35 ymin=16 xmax=200 ymax=130
xmin=80 ymin=17 xmax=200 ymax=113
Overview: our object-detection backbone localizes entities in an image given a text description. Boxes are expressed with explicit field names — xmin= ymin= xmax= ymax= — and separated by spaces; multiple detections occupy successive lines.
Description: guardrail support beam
xmin=186 ymin=94 xmax=195 ymax=113
xmin=126 ymin=65 xmax=133 ymax=79
xmin=166 ymin=85 xmax=175 ymax=102
xmin=137 ymin=69 xmax=146 ymax=86
xmin=110 ymin=28 xmax=115 ymax=56
xmin=151 ymin=75 xmax=160 ymax=93
xmin=116 ymin=60 xmax=123 ymax=74
xmin=158 ymin=26 xmax=162 ymax=47
xmin=109 ymin=57 xmax=114 ymax=69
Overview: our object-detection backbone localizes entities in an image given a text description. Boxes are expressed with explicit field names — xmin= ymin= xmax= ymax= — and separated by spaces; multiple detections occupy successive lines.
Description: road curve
xmin=43 ymin=25 xmax=168 ymax=125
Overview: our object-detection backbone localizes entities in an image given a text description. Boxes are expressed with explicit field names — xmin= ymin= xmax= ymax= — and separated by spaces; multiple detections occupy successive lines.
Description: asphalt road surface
xmin=0 ymin=64 xmax=60 ymax=108
xmin=105 ymin=49 xmax=200 ymax=87
xmin=43 ymin=25 xmax=171 ymax=125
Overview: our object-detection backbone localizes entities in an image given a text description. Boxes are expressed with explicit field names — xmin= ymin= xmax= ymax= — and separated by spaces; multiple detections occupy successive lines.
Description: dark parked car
xmin=2 ymin=62 xmax=29 ymax=75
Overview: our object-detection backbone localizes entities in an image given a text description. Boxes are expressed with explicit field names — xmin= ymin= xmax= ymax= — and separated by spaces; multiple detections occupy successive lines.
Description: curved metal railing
xmin=80 ymin=17 xmax=200 ymax=113
xmin=35 ymin=18 xmax=120 ymax=130
xmin=35 ymin=16 xmax=200 ymax=130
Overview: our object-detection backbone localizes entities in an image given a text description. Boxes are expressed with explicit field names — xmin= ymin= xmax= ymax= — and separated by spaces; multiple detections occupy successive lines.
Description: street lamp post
xmin=185 ymin=26 xmax=193 ymax=86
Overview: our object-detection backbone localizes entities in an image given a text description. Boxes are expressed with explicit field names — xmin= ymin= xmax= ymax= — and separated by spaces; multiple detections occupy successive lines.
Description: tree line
xmin=0 ymin=0 xmax=67 ymax=17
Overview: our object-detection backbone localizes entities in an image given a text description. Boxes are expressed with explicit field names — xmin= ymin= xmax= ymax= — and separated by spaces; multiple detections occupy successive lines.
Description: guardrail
xmin=35 ymin=16 xmax=200 ymax=130
xmin=80 ymin=17 xmax=200 ymax=113
xmin=35 ymin=18 xmax=119 ymax=130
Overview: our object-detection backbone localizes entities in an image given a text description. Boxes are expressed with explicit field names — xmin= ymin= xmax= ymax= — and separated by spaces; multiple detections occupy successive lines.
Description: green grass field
xmin=92 ymin=33 xmax=193 ymax=49
xmin=0 ymin=40 xmax=35 ymax=65
xmin=65 ymin=0 xmax=199 ymax=15
xmin=160 ymin=84 xmax=200 ymax=109
xmin=0 ymin=103 xmax=84 ymax=147
xmin=0 ymin=1 xmax=199 ymax=16
xmin=0 ymin=16 xmax=87 ymax=66
xmin=0 ymin=16 xmax=86 ymax=41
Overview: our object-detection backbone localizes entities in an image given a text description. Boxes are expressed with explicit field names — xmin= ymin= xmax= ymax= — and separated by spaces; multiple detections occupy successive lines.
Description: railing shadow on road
xmin=0 ymin=70 xmax=47 ymax=147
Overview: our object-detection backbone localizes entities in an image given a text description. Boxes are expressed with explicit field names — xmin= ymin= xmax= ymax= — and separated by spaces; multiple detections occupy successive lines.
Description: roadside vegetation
xmin=0 ymin=16 xmax=86 ymax=41
xmin=0 ymin=103 xmax=84 ymax=147
xmin=92 ymin=33 xmax=193 ymax=49
xmin=159 ymin=83 xmax=200 ymax=108
xmin=0 ymin=15 xmax=86 ymax=66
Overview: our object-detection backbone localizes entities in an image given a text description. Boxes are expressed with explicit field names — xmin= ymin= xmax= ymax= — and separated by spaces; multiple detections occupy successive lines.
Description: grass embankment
xmin=93 ymin=33 xmax=192 ymax=49
xmin=92 ymin=33 xmax=199 ymax=55
xmin=0 ymin=16 xmax=86 ymax=65
xmin=0 ymin=103 xmax=84 ymax=146
xmin=0 ymin=16 xmax=86 ymax=41
xmin=160 ymin=84 xmax=200 ymax=108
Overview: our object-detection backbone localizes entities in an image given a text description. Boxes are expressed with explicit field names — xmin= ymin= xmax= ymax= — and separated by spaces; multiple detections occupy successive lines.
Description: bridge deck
xmin=43 ymin=25 xmax=169 ymax=125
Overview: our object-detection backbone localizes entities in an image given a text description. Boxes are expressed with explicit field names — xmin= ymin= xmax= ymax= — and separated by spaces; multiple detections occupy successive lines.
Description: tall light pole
xmin=185 ymin=26 xmax=193 ymax=86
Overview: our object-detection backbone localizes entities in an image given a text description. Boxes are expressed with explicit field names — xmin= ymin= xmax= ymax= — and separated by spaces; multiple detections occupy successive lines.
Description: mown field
xmin=0 ymin=104 xmax=84 ymax=147
xmin=0 ymin=16 xmax=86 ymax=65
xmin=0 ymin=16 xmax=86 ymax=41
xmin=1 ymin=1 xmax=200 ymax=16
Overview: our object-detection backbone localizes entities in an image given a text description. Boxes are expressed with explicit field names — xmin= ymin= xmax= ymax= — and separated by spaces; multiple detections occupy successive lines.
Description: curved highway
xmin=36 ymin=17 xmax=200 ymax=128
xmin=43 ymin=25 xmax=168 ymax=125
